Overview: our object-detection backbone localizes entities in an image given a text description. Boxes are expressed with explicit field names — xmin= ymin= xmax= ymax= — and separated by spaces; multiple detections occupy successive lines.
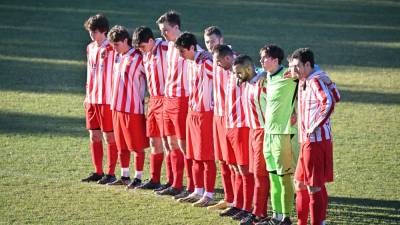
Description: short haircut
xmin=156 ymin=10 xmax=181 ymax=29
xmin=213 ymin=44 xmax=233 ymax=57
xmin=84 ymin=14 xmax=109 ymax=33
xmin=204 ymin=26 xmax=222 ymax=37
xmin=132 ymin=26 xmax=154 ymax=48
xmin=233 ymin=55 xmax=253 ymax=68
xmin=175 ymin=32 xmax=197 ymax=50
xmin=108 ymin=25 xmax=132 ymax=46
xmin=291 ymin=48 xmax=315 ymax=68
xmin=259 ymin=44 xmax=284 ymax=65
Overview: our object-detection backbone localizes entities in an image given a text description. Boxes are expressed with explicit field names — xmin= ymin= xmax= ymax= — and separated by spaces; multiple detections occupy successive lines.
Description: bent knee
xmin=89 ymin=130 xmax=102 ymax=143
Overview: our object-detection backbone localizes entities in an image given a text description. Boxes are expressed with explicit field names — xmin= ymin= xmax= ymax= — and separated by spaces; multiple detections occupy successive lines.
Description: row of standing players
xmin=81 ymin=11 xmax=340 ymax=225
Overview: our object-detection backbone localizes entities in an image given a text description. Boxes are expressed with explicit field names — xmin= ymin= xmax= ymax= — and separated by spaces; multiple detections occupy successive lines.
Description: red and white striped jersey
xmin=213 ymin=60 xmax=230 ymax=116
xmin=86 ymin=39 xmax=114 ymax=104
xmin=187 ymin=51 xmax=214 ymax=112
xmin=226 ymin=74 xmax=249 ymax=128
xmin=142 ymin=38 xmax=168 ymax=97
xmin=298 ymin=70 xmax=336 ymax=143
xmin=111 ymin=48 xmax=146 ymax=114
xmin=244 ymin=73 xmax=267 ymax=129
xmin=165 ymin=41 xmax=189 ymax=97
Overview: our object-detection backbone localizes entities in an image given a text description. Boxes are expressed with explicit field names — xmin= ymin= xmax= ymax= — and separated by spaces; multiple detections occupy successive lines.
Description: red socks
xmin=242 ymin=172 xmax=254 ymax=212
xmin=310 ymin=190 xmax=324 ymax=225
xmin=296 ymin=189 xmax=310 ymax=225
xmin=184 ymin=158 xmax=194 ymax=192
xmin=106 ymin=142 xmax=117 ymax=176
xmin=90 ymin=142 xmax=103 ymax=175
xmin=119 ymin=149 xmax=131 ymax=169
xmin=204 ymin=160 xmax=216 ymax=193
xmin=165 ymin=153 xmax=174 ymax=184
xmin=220 ymin=162 xmax=234 ymax=203
xmin=253 ymin=174 xmax=269 ymax=217
xmin=150 ymin=153 xmax=164 ymax=183
xmin=135 ymin=151 xmax=145 ymax=172
xmin=234 ymin=171 xmax=244 ymax=209
xmin=193 ymin=160 xmax=205 ymax=189
xmin=170 ymin=149 xmax=184 ymax=189
xmin=321 ymin=185 xmax=328 ymax=221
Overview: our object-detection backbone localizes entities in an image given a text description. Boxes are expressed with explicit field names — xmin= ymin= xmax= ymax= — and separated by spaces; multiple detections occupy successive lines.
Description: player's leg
xmin=137 ymin=137 xmax=164 ymax=189
xmin=96 ymin=131 xmax=117 ymax=184
xmin=81 ymin=129 xmax=104 ymax=182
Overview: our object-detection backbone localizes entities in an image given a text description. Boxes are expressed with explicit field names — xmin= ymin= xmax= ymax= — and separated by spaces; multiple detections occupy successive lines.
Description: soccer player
xmin=260 ymin=45 xmax=298 ymax=225
xmin=155 ymin=11 xmax=194 ymax=198
xmin=131 ymin=26 xmax=170 ymax=190
xmin=81 ymin=14 xmax=118 ymax=185
xmin=203 ymin=26 xmax=235 ymax=211
xmin=290 ymin=48 xmax=339 ymax=225
xmin=213 ymin=46 xmax=254 ymax=221
xmin=106 ymin=25 xmax=149 ymax=188
xmin=174 ymin=32 xmax=217 ymax=207
xmin=232 ymin=55 xmax=270 ymax=225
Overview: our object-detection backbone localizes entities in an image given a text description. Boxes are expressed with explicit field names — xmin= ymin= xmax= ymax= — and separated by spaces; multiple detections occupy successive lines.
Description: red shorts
xmin=249 ymin=128 xmax=268 ymax=176
xmin=226 ymin=127 xmax=250 ymax=166
xmin=163 ymin=97 xmax=188 ymax=140
xmin=147 ymin=96 xmax=164 ymax=138
xmin=186 ymin=110 xmax=214 ymax=161
xmin=85 ymin=103 xmax=113 ymax=132
xmin=213 ymin=116 xmax=227 ymax=161
xmin=295 ymin=140 xmax=333 ymax=187
xmin=113 ymin=111 xmax=149 ymax=152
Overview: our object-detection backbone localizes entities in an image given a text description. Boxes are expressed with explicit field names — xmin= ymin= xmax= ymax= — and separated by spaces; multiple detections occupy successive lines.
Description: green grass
xmin=0 ymin=0 xmax=400 ymax=224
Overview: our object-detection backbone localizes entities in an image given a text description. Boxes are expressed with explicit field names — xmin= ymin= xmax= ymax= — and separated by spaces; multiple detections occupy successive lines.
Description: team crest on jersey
xmin=101 ymin=51 xmax=106 ymax=59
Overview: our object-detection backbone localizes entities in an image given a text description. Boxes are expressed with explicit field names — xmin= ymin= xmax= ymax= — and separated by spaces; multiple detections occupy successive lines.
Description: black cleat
xmin=126 ymin=178 xmax=142 ymax=190
xmin=153 ymin=182 xmax=171 ymax=192
xmin=173 ymin=189 xmax=191 ymax=200
xmin=107 ymin=176 xmax=131 ymax=186
xmin=97 ymin=174 xmax=116 ymax=185
xmin=240 ymin=213 xmax=262 ymax=225
xmin=155 ymin=186 xmax=182 ymax=196
xmin=232 ymin=210 xmax=250 ymax=221
xmin=219 ymin=207 xmax=242 ymax=217
xmin=278 ymin=217 xmax=292 ymax=225
xmin=255 ymin=217 xmax=280 ymax=225
xmin=136 ymin=179 xmax=161 ymax=190
xmin=81 ymin=172 xmax=104 ymax=182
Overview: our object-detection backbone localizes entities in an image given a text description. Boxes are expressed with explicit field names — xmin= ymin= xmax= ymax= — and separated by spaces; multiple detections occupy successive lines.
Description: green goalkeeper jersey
xmin=264 ymin=66 xmax=298 ymax=134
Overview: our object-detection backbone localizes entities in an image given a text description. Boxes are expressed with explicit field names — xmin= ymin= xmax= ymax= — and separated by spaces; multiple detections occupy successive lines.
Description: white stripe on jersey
xmin=86 ymin=39 xmax=114 ymax=104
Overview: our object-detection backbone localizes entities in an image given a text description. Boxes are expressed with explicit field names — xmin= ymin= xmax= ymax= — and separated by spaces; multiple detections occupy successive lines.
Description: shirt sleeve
xmin=309 ymin=78 xmax=335 ymax=132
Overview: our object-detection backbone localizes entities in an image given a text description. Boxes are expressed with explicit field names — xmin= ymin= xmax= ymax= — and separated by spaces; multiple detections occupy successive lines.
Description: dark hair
xmin=204 ymin=26 xmax=222 ymax=37
xmin=84 ymin=14 xmax=109 ymax=33
xmin=175 ymin=32 xmax=197 ymax=50
xmin=233 ymin=55 xmax=253 ymax=67
xmin=132 ymin=26 xmax=154 ymax=48
xmin=108 ymin=25 xmax=132 ymax=46
xmin=259 ymin=44 xmax=284 ymax=64
xmin=291 ymin=48 xmax=315 ymax=68
xmin=156 ymin=10 xmax=181 ymax=29
xmin=213 ymin=44 xmax=233 ymax=57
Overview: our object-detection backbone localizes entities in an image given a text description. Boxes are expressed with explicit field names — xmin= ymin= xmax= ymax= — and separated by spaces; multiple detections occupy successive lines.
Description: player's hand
xmin=284 ymin=70 xmax=299 ymax=79
xmin=290 ymin=113 xmax=297 ymax=125
xmin=198 ymin=51 xmax=212 ymax=61
xmin=315 ymin=74 xmax=332 ymax=85
xmin=83 ymin=100 xmax=87 ymax=110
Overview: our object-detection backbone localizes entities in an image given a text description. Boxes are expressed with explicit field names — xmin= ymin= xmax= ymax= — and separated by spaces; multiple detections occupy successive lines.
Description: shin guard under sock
xmin=90 ymin=141 xmax=103 ymax=175
xmin=106 ymin=142 xmax=117 ymax=176
xmin=296 ymin=189 xmax=310 ymax=225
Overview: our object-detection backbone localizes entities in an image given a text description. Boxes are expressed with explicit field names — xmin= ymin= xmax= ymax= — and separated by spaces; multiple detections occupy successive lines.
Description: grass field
xmin=0 ymin=0 xmax=399 ymax=224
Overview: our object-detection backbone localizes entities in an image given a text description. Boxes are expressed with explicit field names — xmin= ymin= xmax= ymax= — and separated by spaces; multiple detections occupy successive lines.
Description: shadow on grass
xmin=328 ymin=196 xmax=400 ymax=224
xmin=0 ymin=111 xmax=85 ymax=137
xmin=340 ymin=89 xmax=400 ymax=105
